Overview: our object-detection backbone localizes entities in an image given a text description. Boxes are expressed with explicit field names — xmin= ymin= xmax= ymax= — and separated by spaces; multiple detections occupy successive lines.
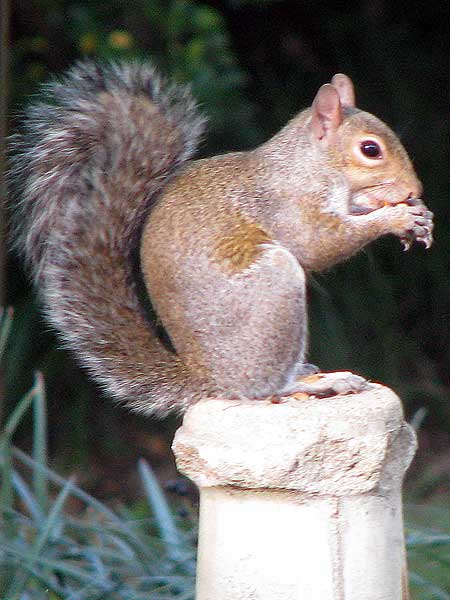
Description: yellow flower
xmin=108 ymin=31 xmax=134 ymax=50
xmin=79 ymin=33 xmax=98 ymax=54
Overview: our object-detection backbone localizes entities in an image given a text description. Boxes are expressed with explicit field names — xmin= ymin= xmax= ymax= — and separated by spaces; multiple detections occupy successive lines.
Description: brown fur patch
xmin=99 ymin=91 xmax=159 ymax=115
xmin=215 ymin=219 xmax=271 ymax=273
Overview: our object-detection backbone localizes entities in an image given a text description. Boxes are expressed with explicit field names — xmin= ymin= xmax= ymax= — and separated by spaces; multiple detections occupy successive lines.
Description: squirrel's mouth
xmin=350 ymin=188 xmax=421 ymax=215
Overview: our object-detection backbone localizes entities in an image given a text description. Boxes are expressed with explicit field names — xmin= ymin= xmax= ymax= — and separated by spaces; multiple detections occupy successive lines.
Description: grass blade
xmin=0 ymin=436 xmax=14 ymax=550
xmin=12 ymin=469 xmax=43 ymax=521
xmin=5 ymin=476 xmax=74 ymax=599
xmin=0 ymin=374 xmax=42 ymax=527
xmin=0 ymin=379 xmax=36 ymax=443
xmin=409 ymin=572 xmax=450 ymax=600
xmin=12 ymin=446 xmax=156 ymax=561
xmin=138 ymin=459 xmax=184 ymax=565
xmin=407 ymin=532 xmax=450 ymax=548
xmin=32 ymin=372 xmax=48 ymax=513
xmin=0 ymin=306 xmax=13 ymax=361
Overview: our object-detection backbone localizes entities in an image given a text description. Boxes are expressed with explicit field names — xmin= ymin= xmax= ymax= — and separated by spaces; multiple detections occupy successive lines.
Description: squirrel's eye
xmin=360 ymin=140 xmax=382 ymax=159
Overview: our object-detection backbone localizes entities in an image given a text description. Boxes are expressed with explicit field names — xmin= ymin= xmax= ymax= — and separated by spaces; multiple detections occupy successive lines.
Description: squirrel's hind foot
xmin=280 ymin=371 xmax=370 ymax=400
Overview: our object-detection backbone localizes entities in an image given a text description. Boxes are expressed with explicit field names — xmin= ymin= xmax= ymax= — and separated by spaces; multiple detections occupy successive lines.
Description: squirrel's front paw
xmin=389 ymin=198 xmax=434 ymax=251
xmin=282 ymin=371 xmax=370 ymax=399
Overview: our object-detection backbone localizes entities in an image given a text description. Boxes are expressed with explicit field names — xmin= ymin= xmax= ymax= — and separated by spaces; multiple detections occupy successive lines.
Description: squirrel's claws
xmin=400 ymin=237 xmax=412 ymax=251
xmin=401 ymin=232 xmax=432 ymax=251
xmin=418 ymin=235 xmax=433 ymax=249
xmin=399 ymin=198 xmax=433 ymax=251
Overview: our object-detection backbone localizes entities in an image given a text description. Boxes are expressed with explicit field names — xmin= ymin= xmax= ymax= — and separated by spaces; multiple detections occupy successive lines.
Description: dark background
xmin=2 ymin=0 xmax=449 ymax=504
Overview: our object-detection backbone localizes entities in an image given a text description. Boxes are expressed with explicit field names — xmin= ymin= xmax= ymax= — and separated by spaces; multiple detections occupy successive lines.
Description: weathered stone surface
xmin=172 ymin=379 xmax=417 ymax=600
xmin=173 ymin=382 xmax=416 ymax=495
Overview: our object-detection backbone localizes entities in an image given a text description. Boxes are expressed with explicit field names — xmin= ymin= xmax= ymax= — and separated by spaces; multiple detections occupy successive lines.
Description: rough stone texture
xmin=172 ymin=379 xmax=417 ymax=600
xmin=173 ymin=383 xmax=416 ymax=495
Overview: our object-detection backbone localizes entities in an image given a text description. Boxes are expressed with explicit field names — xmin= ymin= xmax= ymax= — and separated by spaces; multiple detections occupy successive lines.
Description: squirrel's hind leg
xmin=167 ymin=244 xmax=310 ymax=400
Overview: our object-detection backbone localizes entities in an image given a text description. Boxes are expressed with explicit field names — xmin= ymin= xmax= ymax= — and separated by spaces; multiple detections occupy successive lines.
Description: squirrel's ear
xmin=331 ymin=73 xmax=355 ymax=107
xmin=310 ymin=83 xmax=342 ymax=144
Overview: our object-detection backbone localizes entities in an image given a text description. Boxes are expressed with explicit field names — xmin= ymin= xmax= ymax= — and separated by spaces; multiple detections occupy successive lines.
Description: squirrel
xmin=9 ymin=61 xmax=433 ymax=416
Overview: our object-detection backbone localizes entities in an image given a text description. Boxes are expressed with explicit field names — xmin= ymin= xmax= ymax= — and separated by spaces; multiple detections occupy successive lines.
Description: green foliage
xmin=0 ymin=316 xmax=196 ymax=599
xmin=10 ymin=0 xmax=259 ymax=152
xmin=406 ymin=505 xmax=450 ymax=599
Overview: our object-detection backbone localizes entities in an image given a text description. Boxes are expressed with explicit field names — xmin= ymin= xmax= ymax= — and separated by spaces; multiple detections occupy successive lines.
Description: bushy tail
xmin=9 ymin=61 xmax=210 ymax=416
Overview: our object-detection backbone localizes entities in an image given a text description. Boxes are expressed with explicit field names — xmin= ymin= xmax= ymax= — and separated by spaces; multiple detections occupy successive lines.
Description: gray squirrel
xmin=9 ymin=62 xmax=433 ymax=416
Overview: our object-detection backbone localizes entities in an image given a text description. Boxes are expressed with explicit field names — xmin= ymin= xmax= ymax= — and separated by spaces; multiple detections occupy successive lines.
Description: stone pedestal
xmin=173 ymin=381 xmax=416 ymax=600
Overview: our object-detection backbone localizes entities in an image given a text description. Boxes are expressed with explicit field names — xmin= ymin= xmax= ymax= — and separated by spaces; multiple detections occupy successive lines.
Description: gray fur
xmin=8 ymin=61 xmax=209 ymax=416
